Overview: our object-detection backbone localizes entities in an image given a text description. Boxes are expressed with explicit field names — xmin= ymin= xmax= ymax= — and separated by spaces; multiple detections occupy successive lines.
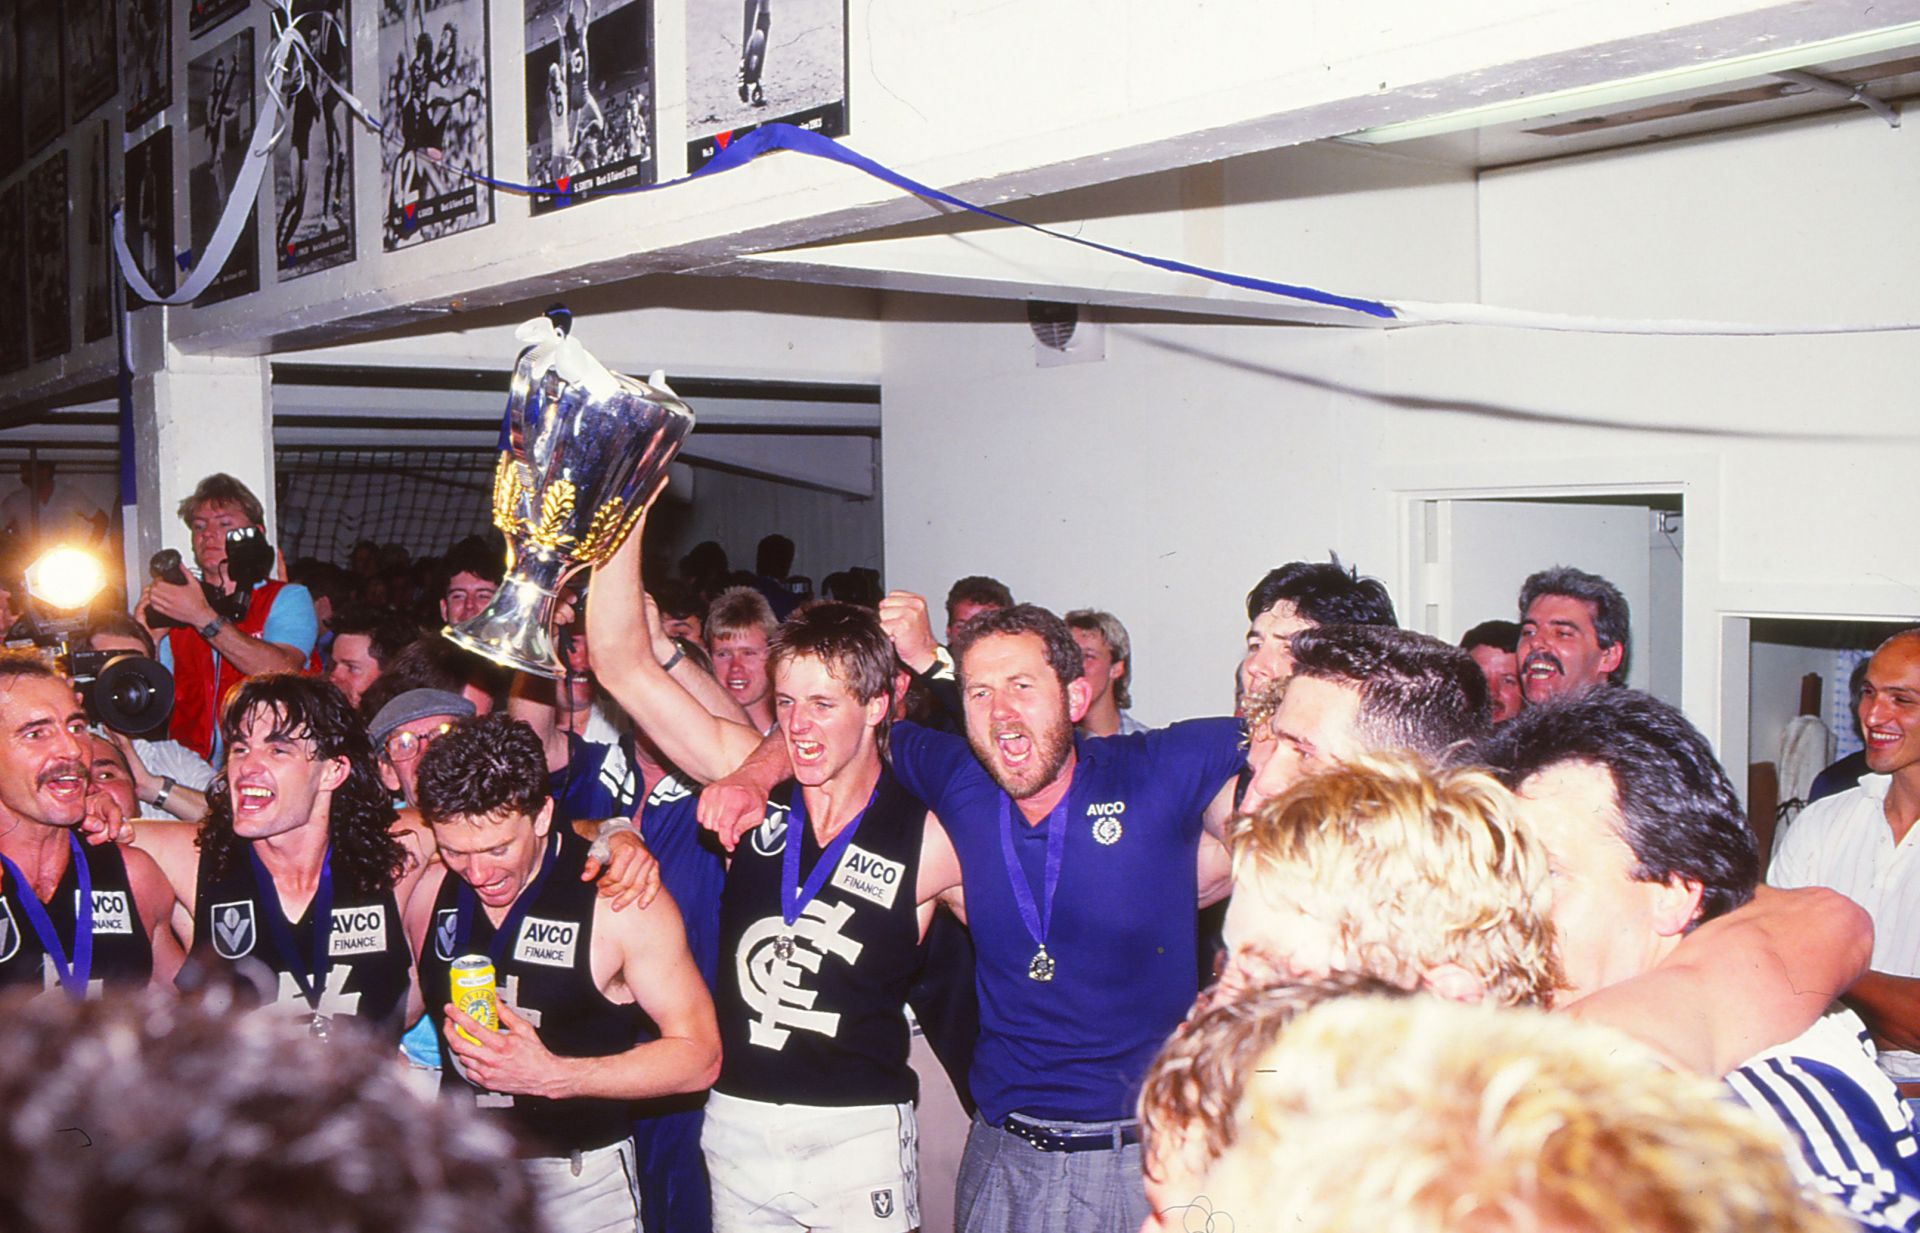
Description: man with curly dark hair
xmin=131 ymin=673 xmax=425 ymax=1041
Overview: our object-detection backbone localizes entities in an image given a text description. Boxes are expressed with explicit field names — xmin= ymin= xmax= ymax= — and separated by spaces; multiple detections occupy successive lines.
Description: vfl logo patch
xmin=830 ymin=843 xmax=904 ymax=909
xmin=647 ymin=776 xmax=693 ymax=807
xmin=433 ymin=908 xmax=459 ymax=961
xmin=750 ymin=804 xmax=790 ymax=857
xmin=329 ymin=905 xmax=387 ymax=957
xmin=871 ymin=1189 xmax=894 ymax=1219
xmin=513 ymin=916 xmax=580 ymax=968
xmin=211 ymin=901 xmax=257 ymax=959
xmin=85 ymin=890 xmax=134 ymax=934
xmin=0 ymin=899 xmax=17 ymax=962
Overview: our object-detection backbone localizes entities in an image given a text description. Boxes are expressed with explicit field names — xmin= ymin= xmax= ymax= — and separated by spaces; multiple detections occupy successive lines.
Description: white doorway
xmin=1408 ymin=494 xmax=1684 ymax=704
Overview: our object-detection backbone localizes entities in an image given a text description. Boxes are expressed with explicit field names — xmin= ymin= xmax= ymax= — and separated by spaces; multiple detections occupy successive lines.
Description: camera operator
xmin=135 ymin=475 xmax=318 ymax=761
xmin=83 ymin=616 xmax=213 ymax=821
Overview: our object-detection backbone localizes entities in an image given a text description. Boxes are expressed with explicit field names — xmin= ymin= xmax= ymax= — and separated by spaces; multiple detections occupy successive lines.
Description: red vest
xmin=165 ymin=579 xmax=309 ymax=760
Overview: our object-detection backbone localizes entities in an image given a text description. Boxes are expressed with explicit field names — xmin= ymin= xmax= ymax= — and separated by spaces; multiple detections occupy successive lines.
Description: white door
xmin=1415 ymin=499 xmax=1663 ymax=698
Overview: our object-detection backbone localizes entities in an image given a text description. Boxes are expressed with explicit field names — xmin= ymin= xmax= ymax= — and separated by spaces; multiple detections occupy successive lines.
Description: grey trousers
xmin=954 ymin=1115 xmax=1149 ymax=1233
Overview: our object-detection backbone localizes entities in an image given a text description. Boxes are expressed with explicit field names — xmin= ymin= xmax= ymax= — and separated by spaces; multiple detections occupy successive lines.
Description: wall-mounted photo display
xmin=189 ymin=28 xmax=260 ymax=305
xmin=524 ymin=0 xmax=655 ymax=214
xmin=124 ymin=0 xmax=175 ymax=129
xmin=67 ymin=0 xmax=119 ymax=120
xmin=380 ymin=0 xmax=495 ymax=251
xmin=0 ymin=183 xmax=25 ymax=372
xmin=274 ymin=0 xmax=355 ymax=279
xmin=685 ymin=0 xmax=845 ymax=171
xmin=19 ymin=1 xmax=63 ymax=157
xmin=76 ymin=122 xmax=115 ymax=343
xmin=189 ymin=0 xmax=248 ymax=37
xmin=0 ymin=0 xmax=20 ymax=176
xmin=125 ymin=127 xmax=177 ymax=308
xmin=27 ymin=151 xmax=71 ymax=364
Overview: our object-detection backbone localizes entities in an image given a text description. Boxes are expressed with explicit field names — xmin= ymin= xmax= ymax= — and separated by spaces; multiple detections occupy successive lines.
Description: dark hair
xmin=1477 ymin=689 xmax=1757 ymax=923
xmin=951 ymin=603 xmax=1084 ymax=692
xmin=1518 ymin=566 xmax=1631 ymax=684
xmin=329 ymin=607 xmax=422 ymax=669
xmin=1246 ymin=556 xmax=1397 ymax=627
xmin=357 ymin=634 xmax=511 ymax=722
xmin=0 ymin=649 xmax=59 ymax=687
xmin=945 ymin=575 xmax=1014 ymax=625
xmin=84 ymin=613 xmax=157 ymax=658
xmin=1289 ymin=625 xmax=1489 ymax=761
xmin=0 ymin=989 xmax=545 ymax=1233
xmin=755 ymin=534 xmax=796 ymax=579
xmin=288 ymin=559 xmax=352 ymax=609
xmin=651 ymin=577 xmax=705 ymax=622
xmin=414 ymin=714 xmax=549 ymax=825
xmin=1460 ymin=620 xmax=1521 ymax=655
xmin=177 ymin=473 xmax=264 ymax=528
xmin=441 ymin=535 xmax=505 ymax=589
xmin=202 ymin=674 xmax=404 ymax=896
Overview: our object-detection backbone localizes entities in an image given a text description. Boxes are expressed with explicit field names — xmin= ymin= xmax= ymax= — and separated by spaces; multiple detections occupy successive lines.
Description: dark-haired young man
xmin=0 ymin=653 xmax=184 ymax=995
xmin=138 ymin=473 xmax=319 ymax=761
xmin=439 ymin=536 xmax=504 ymax=629
xmin=589 ymin=523 xmax=966 ymax=1233
xmin=1515 ymin=565 xmax=1630 ymax=705
xmin=132 ymin=673 xmax=422 ymax=1040
xmin=1239 ymin=557 xmax=1397 ymax=706
xmin=1482 ymin=689 xmax=1920 ymax=1228
xmin=328 ymin=606 xmax=422 ymax=711
xmin=407 ymin=714 xmax=720 ymax=1233
xmin=1239 ymin=624 xmax=1489 ymax=812
xmin=1460 ymin=618 xmax=1525 ymax=724
xmin=944 ymin=575 xmax=1012 ymax=646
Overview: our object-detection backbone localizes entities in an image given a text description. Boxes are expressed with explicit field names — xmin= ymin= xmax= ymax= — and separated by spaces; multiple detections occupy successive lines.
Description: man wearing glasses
xmin=371 ymin=688 xmax=476 ymax=876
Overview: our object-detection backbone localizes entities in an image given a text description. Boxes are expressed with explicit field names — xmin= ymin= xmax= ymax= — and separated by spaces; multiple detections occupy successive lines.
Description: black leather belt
xmin=999 ymin=1113 xmax=1141 ymax=1153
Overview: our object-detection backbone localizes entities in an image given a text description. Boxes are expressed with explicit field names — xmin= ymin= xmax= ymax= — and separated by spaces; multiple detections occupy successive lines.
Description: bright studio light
xmin=25 ymin=546 xmax=108 ymax=611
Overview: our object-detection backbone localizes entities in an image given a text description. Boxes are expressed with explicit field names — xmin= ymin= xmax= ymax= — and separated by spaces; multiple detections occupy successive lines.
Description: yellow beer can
xmin=450 ymin=954 xmax=498 ymax=1045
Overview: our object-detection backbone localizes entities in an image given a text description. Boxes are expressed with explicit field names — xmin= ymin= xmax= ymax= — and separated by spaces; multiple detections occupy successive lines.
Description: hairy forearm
xmin=210 ymin=627 xmax=305 ymax=675
xmin=556 ymin=1036 xmax=721 ymax=1101
xmin=1844 ymin=970 xmax=1920 ymax=1051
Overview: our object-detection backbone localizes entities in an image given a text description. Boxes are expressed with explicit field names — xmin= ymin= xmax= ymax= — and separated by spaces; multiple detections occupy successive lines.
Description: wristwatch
xmin=199 ymin=614 xmax=226 ymax=641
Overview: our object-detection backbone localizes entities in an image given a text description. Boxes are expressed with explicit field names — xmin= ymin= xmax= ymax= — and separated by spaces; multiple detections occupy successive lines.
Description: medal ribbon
xmin=246 ymin=844 xmax=333 ymax=1010
xmin=0 ymin=833 xmax=94 ymax=1001
xmin=997 ymin=792 xmax=1071 ymax=960
xmin=454 ymin=829 xmax=562 ymax=965
xmin=782 ymin=783 xmax=878 ymax=928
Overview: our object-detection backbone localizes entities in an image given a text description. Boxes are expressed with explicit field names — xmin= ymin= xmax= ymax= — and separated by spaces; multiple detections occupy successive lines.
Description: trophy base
xmin=443 ymin=622 xmax=570 ymax=680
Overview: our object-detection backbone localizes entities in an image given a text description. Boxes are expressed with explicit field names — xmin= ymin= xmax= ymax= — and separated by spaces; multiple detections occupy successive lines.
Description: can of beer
xmin=450 ymin=955 xmax=498 ymax=1045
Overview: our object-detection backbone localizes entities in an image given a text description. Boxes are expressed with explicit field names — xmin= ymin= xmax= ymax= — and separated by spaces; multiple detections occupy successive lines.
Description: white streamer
xmin=1386 ymin=299 xmax=1920 ymax=336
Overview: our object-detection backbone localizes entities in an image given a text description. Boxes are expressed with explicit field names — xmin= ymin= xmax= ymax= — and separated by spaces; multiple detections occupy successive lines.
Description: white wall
xmin=880 ymin=106 xmax=1920 ymax=741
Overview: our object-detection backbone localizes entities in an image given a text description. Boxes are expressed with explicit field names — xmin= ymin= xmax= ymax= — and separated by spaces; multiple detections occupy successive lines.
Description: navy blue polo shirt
xmin=889 ymin=717 xmax=1243 ymax=1123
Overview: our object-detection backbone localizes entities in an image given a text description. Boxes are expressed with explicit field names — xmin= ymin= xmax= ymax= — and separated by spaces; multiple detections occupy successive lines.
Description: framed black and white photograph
xmin=19 ymin=1 xmax=63 ymax=157
xmin=27 ymin=151 xmax=71 ymax=364
xmin=380 ymin=0 xmax=494 ymax=251
xmin=189 ymin=28 xmax=260 ymax=305
xmin=274 ymin=0 xmax=355 ymax=279
xmin=0 ymin=0 xmax=20 ymax=175
xmin=125 ymin=127 xmax=177 ymax=307
xmin=685 ymin=0 xmax=845 ymax=171
xmin=67 ymin=0 xmax=119 ymax=120
xmin=189 ymin=0 xmax=248 ymax=37
xmin=124 ymin=0 xmax=175 ymax=129
xmin=0 ymin=183 xmax=25 ymax=372
xmin=524 ymin=0 xmax=654 ymax=214
xmin=76 ymin=122 xmax=115 ymax=342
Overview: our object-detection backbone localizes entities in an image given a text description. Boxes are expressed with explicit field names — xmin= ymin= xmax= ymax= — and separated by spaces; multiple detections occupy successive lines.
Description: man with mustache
xmin=700 ymin=602 xmax=1245 ymax=1233
xmin=0 ymin=653 xmax=183 ymax=995
xmin=1515 ymin=565 xmax=1630 ymax=705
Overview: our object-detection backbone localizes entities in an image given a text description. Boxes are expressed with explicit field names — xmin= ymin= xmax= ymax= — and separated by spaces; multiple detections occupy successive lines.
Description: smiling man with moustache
xmin=0 ymin=654 xmax=183 ymax=996
xmin=133 ymin=674 xmax=424 ymax=1039
xmin=1515 ymin=566 xmax=1630 ymax=704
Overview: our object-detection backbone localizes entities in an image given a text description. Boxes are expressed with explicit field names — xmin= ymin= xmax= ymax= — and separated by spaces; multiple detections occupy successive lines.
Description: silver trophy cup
xmin=445 ymin=317 xmax=694 ymax=679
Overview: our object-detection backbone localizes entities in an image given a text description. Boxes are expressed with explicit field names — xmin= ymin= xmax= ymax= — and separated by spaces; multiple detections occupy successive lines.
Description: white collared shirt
xmin=1769 ymin=773 xmax=1920 ymax=1079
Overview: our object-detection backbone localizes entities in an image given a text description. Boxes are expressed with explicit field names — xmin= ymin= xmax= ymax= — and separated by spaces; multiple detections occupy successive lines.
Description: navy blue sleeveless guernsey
xmin=0 ymin=839 xmax=152 ymax=994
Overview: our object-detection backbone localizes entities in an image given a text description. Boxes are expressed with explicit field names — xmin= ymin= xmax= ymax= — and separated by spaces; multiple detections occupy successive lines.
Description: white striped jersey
xmin=1727 ymin=1009 xmax=1920 ymax=1231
